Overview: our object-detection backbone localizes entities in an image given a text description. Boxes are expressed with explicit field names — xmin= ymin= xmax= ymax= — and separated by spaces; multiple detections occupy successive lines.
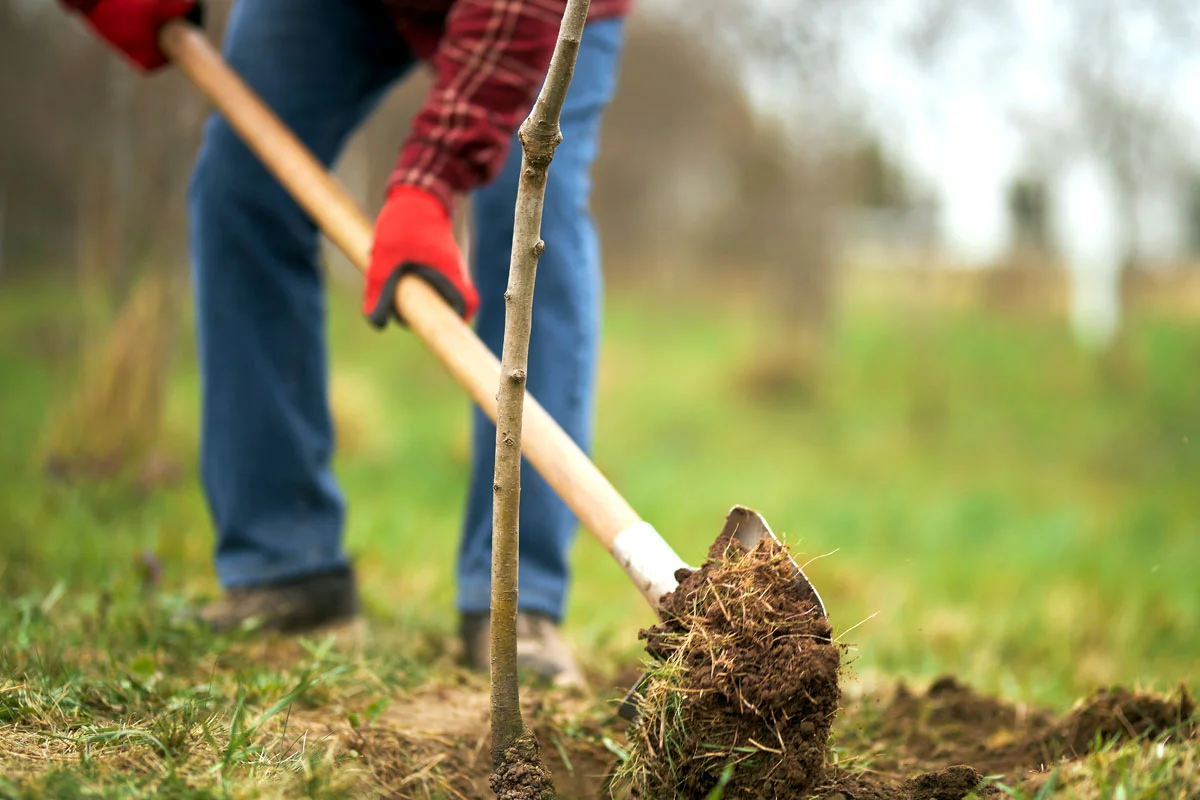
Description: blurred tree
xmin=597 ymin=4 xmax=860 ymax=400
xmin=1006 ymin=176 xmax=1049 ymax=255
xmin=591 ymin=15 xmax=760 ymax=272
xmin=1064 ymin=53 xmax=1188 ymax=273
xmin=905 ymin=0 xmax=1199 ymax=273
xmin=0 ymin=3 xmax=82 ymax=273
xmin=22 ymin=1 xmax=229 ymax=484
xmin=848 ymin=139 xmax=916 ymax=211
xmin=1019 ymin=0 xmax=1198 ymax=346
xmin=881 ymin=0 xmax=1200 ymax=349
xmin=1186 ymin=176 xmax=1200 ymax=258
xmin=730 ymin=127 xmax=844 ymax=402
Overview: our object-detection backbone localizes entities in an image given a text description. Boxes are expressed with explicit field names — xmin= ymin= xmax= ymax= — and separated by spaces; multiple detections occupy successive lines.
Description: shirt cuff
xmin=388 ymin=139 xmax=486 ymax=218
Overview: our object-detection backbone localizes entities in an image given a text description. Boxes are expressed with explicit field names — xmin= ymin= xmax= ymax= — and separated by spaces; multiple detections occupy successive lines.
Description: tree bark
xmin=489 ymin=0 xmax=592 ymax=770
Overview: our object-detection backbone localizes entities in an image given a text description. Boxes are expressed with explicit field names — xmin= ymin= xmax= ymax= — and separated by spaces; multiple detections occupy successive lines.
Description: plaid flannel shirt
xmin=383 ymin=0 xmax=631 ymax=213
xmin=63 ymin=0 xmax=629 ymax=214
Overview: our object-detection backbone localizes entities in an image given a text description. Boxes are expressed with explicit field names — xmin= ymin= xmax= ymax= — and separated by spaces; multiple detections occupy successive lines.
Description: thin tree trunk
xmin=489 ymin=0 xmax=592 ymax=770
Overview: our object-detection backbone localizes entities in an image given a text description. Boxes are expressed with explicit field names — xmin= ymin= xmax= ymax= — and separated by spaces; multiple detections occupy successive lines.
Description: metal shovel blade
xmin=713 ymin=505 xmax=827 ymax=621
xmin=615 ymin=505 xmax=828 ymax=722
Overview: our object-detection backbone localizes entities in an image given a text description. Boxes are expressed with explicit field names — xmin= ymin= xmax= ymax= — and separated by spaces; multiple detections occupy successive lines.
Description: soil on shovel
xmin=601 ymin=525 xmax=1197 ymax=800
xmin=614 ymin=534 xmax=844 ymax=799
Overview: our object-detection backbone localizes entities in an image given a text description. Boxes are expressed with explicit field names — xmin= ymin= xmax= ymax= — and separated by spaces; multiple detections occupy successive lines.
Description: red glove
xmin=59 ymin=0 xmax=201 ymax=73
xmin=364 ymin=185 xmax=479 ymax=328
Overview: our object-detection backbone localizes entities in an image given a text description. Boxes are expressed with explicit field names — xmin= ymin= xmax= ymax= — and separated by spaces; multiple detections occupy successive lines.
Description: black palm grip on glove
xmin=367 ymin=261 xmax=469 ymax=330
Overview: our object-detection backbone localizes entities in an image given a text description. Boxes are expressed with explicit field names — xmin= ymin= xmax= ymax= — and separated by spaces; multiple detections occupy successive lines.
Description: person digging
xmin=58 ymin=0 xmax=632 ymax=689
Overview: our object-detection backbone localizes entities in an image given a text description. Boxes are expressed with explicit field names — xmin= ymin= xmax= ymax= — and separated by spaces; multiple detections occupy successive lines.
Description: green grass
xmin=1 ymin=276 xmax=1198 ymax=796
xmin=988 ymin=739 xmax=1200 ymax=800
xmin=0 ymin=604 xmax=419 ymax=798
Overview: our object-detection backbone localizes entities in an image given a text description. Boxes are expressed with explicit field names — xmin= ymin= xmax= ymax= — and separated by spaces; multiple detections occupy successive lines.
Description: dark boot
xmin=198 ymin=566 xmax=360 ymax=635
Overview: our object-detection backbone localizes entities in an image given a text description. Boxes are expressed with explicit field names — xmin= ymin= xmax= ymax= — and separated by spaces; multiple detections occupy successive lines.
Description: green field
xmin=2 ymin=276 xmax=1197 ymax=798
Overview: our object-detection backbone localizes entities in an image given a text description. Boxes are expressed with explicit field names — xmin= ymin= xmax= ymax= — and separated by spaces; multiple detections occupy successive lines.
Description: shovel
xmin=157 ymin=20 xmax=827 ymax=712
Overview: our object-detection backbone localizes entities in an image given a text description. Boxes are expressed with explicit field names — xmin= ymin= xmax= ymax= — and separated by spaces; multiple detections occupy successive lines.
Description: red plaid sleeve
xmin=389 ymin=0 xmax=629 ymax=214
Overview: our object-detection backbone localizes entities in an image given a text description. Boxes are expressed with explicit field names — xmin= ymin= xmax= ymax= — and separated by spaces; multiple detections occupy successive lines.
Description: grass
xmin=1 ymin=274 xmax=1198 ymax=797
xmin=0 ymin=591 xmax=371 ymax=798
xmin=988 ymin=739 xmax=1200 ymax=800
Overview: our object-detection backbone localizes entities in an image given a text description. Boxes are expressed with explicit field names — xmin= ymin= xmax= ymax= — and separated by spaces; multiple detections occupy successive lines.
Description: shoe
xmin=197 ymin=566 xmax=360 ymax=635
xmin=460 ymin=610 xmax=587 ymax=689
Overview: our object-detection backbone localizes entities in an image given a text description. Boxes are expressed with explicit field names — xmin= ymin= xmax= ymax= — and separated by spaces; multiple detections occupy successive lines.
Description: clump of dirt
xmin=1053 ymin=683 xmax=1197 ymax=756
xmin=919 ymin=675 xmax=1031 ymax=732
xmin=901 ymin=765 xmax=985 ymax=800
xmin=808 ymin=770 xmax=898 ymax=800
xmin=872 ymin=675 xmax=1057 ymax=778
xmin=490 ymin=731 xmax=556 ymax=800
xmin=810 ymin=765 xmax=992 ymax=800
xmin=614 ymin=534 xmax=843 ymax=798
xmin=807 ymin=676 xmax=1199 ymax=799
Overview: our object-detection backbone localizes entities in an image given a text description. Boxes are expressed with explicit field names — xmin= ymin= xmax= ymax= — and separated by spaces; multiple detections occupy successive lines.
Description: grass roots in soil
xmin=610 ymin=534 xmax=843 ymax=799
xmin=600 ymin=533 xmax=1197 ymax=800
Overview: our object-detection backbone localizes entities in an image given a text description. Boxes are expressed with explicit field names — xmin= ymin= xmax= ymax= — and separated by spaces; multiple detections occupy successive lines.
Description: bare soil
xmin=811 ymin=676 xmax=1197 ymax=800
xmin=331 ymin=683 xmax=615 ymax=799
xmin=287 ymin=533 xmax=1196 ymax=800
xmin=302 ymin=667 xmax=1195 ymax=799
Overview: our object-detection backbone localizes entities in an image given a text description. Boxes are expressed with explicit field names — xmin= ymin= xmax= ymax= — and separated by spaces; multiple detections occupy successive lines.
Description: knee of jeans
xmin=188 ymin=116 xmax=275 ymax=225
xmin=189 ymin=118 xmax=226 ymax=208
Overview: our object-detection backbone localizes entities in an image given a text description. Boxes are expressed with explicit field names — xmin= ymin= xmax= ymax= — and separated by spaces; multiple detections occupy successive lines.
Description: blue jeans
xmin=187 ymin=0 xmax=624 ymax=623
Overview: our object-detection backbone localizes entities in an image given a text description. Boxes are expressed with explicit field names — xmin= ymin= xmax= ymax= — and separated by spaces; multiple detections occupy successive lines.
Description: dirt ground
xmin=302 ymin=680 xmax=619 ymax=799
xmin=813 ymin=676 xmax=1195 ymax=800
xmin=289 ymin=667 xmax=1195 ymax=799
xmin=286 ymin=536 xmax=1197 ymax=799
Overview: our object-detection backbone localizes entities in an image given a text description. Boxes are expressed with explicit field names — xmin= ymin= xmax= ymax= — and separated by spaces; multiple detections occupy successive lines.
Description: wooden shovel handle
xmin=158 ymin=21 xmax=642 ymax=550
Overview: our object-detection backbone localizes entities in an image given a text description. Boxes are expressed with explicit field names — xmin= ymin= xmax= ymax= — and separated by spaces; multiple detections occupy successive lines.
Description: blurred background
xmin=1 ymin=0 xmax=1197 ymax=707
